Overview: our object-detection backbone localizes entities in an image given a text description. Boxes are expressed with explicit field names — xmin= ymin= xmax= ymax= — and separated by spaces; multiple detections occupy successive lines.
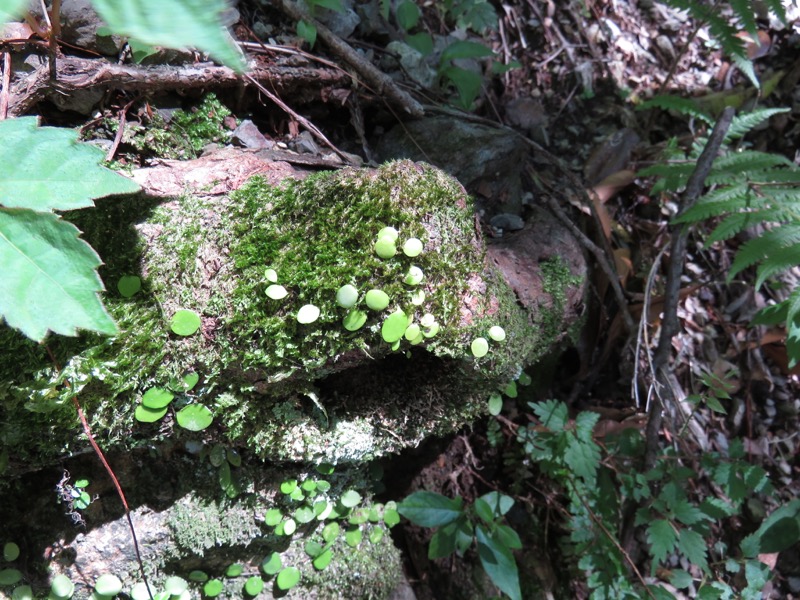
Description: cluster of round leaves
xmin=134 ymin=372 xmax=213 ymax=432
xmin=70 ymin=478 xmax=92 ymax=510
xmin=0 ymin=541 xmax=27 ymax=599
xmin=206 ymin=443 xmax=242 ymax=499
xmin=470 ymin=324 xmax=507 ymax=358
xmin=487 ymin=371 xmax=533 ymax=416
xmin=337 ymin=226 xmax=439 ymax=350
xmin=264 ymin=267 xmax=321 ymax=324
xmin=117 ymin=275 xmax=203 ymax=337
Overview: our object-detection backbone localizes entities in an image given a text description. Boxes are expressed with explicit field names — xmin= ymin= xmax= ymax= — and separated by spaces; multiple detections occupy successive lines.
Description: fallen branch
xmin=8 ymin=55 xmax=350 ymax=116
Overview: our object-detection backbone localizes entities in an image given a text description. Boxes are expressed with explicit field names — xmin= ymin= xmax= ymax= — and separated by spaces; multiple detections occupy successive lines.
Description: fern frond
xmin=756 ymin=244 xmax=800 ymax=289
xmin=729 ymin=224 xmax=800 ymax=279
xmin=676 ymin=183 xmax=753 ymax=223
xmin=762 ymin=0 xmax=787 ymax=22
xmin=752 ymin=300 xmax=788 ymax=326
xmin=662 ymin=0 xmax=747 ymax=58
xmin=707 ymin=151 xmax=794 ymax=185
xmin=639 ymin=162 xmax=695 ymax=193
xmin=639 ymin=95 xmax=713 ymax=124
xmin=724 ymin=108 xmax=790 ymax=142
xmin=750 ymin=169 xmax=800 ymax=185
xmin=729 ymin=0 xmax=758 ymax=37
xmin=708 ymin=211 xmax=759 ymax=243
xmin=732 ymin=54 xmax=759 ymax=89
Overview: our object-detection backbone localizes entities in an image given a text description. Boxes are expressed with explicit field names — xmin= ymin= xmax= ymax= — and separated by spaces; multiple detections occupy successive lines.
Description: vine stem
xmin=45 ymin=345 xmax=153 ymax=600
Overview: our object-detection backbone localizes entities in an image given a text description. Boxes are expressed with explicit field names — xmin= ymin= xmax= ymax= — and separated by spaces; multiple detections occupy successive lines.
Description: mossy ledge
xmin=0 ymin=160 xmax=584 ymax=468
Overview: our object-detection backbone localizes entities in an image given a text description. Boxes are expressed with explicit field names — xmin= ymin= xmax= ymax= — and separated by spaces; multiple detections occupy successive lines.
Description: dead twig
xmin=0 ymin=52 xmax=11 ymax=119
xmin=643 ymin=106 xmax=735 ymax=470
xmin=274 ymin=0 xmax=423 ymax=117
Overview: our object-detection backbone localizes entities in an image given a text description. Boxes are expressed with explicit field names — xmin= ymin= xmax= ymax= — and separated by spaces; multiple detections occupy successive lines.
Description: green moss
xmin=0 ymin=161 xmax=569 ymax=467
xmin=538 ymin=256 xmax=583 ymax=343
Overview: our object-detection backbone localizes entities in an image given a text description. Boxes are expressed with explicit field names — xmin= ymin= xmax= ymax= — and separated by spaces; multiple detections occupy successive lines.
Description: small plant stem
xmin=565 ymin=476 xmax=656 ymax=600
xmin=644 ymin=106 xmax=735 ymax=470
xmin=44 ymin=346 xmax=153 ymax=600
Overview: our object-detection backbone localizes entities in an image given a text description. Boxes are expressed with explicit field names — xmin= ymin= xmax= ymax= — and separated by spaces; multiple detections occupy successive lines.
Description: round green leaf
xmin=315 ymin=500 xmax=333 ymax=521
xmin=369 ymin=527 xmax=384 ymax=543
xmin=209 ymin=444 xmax=226 ymax=467
xmin=0 ymin=568 xmax=21 ymax=586
xmin=383 ymin=508 xmax=400 ymax=527
xmin=374 ymin=236 xmax=397 ymax=259
xmin=381 ymin=310 xmax=408 ymax=343
xmin=283 ymin=518 xmax=297 ymax=535
xmin=343 ymin=309 xmax=367 ymax=331
xmin=312 ymin=548 xmax=333 ymax=570
xmin=188 ymin=570 xmax=208 ymax=583
xmin=3 ymin=542 xmax=19 ymax=562
xmin=51 ymin=574 xmax=74 ymax=599
xmin=276 ymin=567 xmax=301 ymax=591
xmin=294 ymin=506 xmax=315 ymax=523
xmin=244 ymin=576 xmax=263 ymax=596
xmin=181 ymin=372 xmax=199 ymax=391
xmin=316 ymin=462 xmax=335 ymax=475
xmin=261 ymin=552 xmax=282 ymax=576
xmin=12 ymin=584 xmax=32 ymax=600
xmin=377 ymin=226 xmax=398 ymax=242
xmin=117 ymin=275 xmax=141 ymax=297
xmin=345 ymin=527 xmax=363 ymax=547
xmin=95 ymin=574 xmax=122 ymax=596
xmin=365 ymin=289 xmax=390 ymax=311
xmin=423 ymin=323 xmax=440 ymax=338
xmin=488 ymin=325 xmax=506 ymax=341
xmin=301 ymin=479 xmax=317 ymax=493
xmin=518 ymin=372 xmax=532 ymax=386
xmin=130 ymin=582 xmax=155 ymax=600
xmin=134 ymin=404 xmax=168 ymax=423
xmin=280 ymin=479 xmax=297 ymax=494
xmin=175 ymin=404 xmax=213 ymax=431
xmin=226 ymin=447 xmax=242 ymax=467
xmin=471 ymin=337 xmax=489 ymax=358
xmin=321 ymin=521 xmax=340 ymax=543
xmin=410 ymin=290 xmax=425 ymax=305
xmin=225 ymin=564 xmax=244 ymax=577
xmin=404 ymin=323 xmax=421 ymax=341
xmin=340 ymin=489 xmax=362 ymax=508
xmin=264 ymin=508 xmax=282 ymax=526
xmin=265 ymin=284 xmax=288 ymax=300
xmin=336 ymin=284 xmax=359 ymax=308
xmin=264 ymin=268 xmax=278 ymax=283
xmin=297 ymin=304 xmax=320 ymax=324
xmin=141 ymin=387 xmax=174 ymax=409
xmin=402 ymin=237 xmax=423 ymax=257
xmin=164 ymin=576 xmax=188 ymax=596
xmin=316 ymin=480 xmax=331 ymax=492
xmin=203 ymin=579 xmax=223 ymax=597
xmin=488 ymin=392 xmax=503 ymax=416
xmin=170 ymin=309 xmax=201 ymax=336
xmin=403 ymin=266 xmax=424 ymax=285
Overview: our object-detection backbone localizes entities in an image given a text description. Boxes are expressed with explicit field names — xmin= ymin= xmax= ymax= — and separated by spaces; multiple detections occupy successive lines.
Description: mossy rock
xmin=0 ymin=160 xmax=585 ymax=470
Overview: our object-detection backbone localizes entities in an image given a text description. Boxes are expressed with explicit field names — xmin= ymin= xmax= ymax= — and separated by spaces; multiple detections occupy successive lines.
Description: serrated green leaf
xmin=0 ymin=118 xmax=140 ymax=210
xmin=678 ymin=528 xmax=708 ymax=572
xmin=671 ymin=499 xmax=708 ymax=525
xmin=396 ymin=0 xmax=420 ymax=30
xmin=564 ymin=433 xmax=600 ymax=483
xmin=398 ymin=491 xmax=463 ymax=527
xmin=91 ymin=0 xmax=245 ymax=71
xmin=475 ymin=525 xmax=521 ymax=600
xmin=647 ymin=519 xmax=678 ymax=571
xmin=0 ymin=208 xmax=117 ymax=341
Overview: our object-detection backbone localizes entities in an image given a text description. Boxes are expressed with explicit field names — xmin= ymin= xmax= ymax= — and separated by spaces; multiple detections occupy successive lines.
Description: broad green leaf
xmin=345 ymin=526 xmax=363 ymax=547
xmin=170 ymin=309 xmax=201 ymax=335
xmin=442 ymin=66 xmax=482 ymax=109
xmin=91 ymin=0 xmax=245 ymax=72
xmin=494 ymin=524 xmax=522 ymax=550
xmin=312 ymin=548 xmax=333 ymax=570
xmin=243 ymin=576 xmax=263 ymax=596
xmin=441 ymin=40 xmax=494 ymax=62
xmin=0 ymin=208 xmax=117 ymax=341
xmin=340 ymin=489 xmax=362 ymax=508
xmin=117 ymin=275 xmax=141 ymax=297
xmin=276 ymin=567 xmax=300 ymax=590
xmin=398 ymin=491 xmax=463 ymax=527
xmin=135 ymin=404 xmax=168 ymax=423
xmin=176 ymin=404 xmax=214 ymax=431
xmin=405 ymin=32 xmax=433 ymax=56
xmin=141 ymin=387 xmax=174 ymax=409
xmin=647 ymin=519 xmax=677 ymax=571
xmin=475 ymin=525 xmax=521 ymax=600
xmin=478 ymin=491 xmax=514 ymax=518
xmin=758 ymin=516 xmax=800 ymax=553
xmin=0 ymin=117 xmax=140 ymax=211
xmin=203 ymin=579 xmax=223 ymax=597
xmin=396 ymin=0 xmax=420 ymax=30
xmin=0 ymin=0 xmax=28 ymax=21
xmin=261 ymin=552 xmax=282 ymax=575
xmin=429 ymin=517 xmax=469 ymax=559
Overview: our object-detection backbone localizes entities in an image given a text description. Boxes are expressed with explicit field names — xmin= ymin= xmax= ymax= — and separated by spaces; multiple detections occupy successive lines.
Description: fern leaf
xmin=639 ymin=95 xmax=712 ymax=124
xmin=705 ymin=10 xmax=748 ymax=58
xmin=729 ymin=225 xmax=800 ymax=279
xmin=762 ymin=0 xmax=787 ymax=23
xmin=675 ymin=183 xmax=753 ymax=223
xmin=751 ymin=169 xmax=800 ymax=185
xmin=708 ymin=212 xmax=759 ymax=244
xmin=639 ymin=162 xmax=695 ymax=193
xmin=752 ymin=300 xmax=788 ymax=326
xmin=707 ymin=151 xmax=794 ymax=185
xmin=732 ymin=54 xmax=759 ymax=89
xmin=755 ymin=244 xmax=800 ymax=289
xmin=724 ymin=108 xmax=790 ymax=142
xmin=729 ymin=0 xmax=758 ymax=37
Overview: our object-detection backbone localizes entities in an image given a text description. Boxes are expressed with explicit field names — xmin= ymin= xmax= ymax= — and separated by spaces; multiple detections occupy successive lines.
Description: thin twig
xmin=106 ymin=97 xmax=137 ymax=162
xmin=644 ymin=106 xmax=735 ymax=469
xmin=274 ymin=0 xmax=423 ymax=117
xmin=243 ymin=74 xmax=356 ymax=165
xmin=0 ymin=52 xmax=11 ymax=119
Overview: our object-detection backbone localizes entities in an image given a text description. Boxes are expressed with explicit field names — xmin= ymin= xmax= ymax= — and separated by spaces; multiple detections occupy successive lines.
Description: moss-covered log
xmin=0 ymin=159 xmax=585 ymax=470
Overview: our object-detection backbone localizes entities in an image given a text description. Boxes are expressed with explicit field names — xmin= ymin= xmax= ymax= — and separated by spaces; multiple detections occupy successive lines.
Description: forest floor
xmin=5 ymin=0 xmax=800 ymax=598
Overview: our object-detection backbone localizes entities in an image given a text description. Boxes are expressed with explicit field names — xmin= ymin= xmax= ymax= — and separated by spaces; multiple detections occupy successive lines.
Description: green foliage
xmin=398 ymin=490 xmax=521 ymax=600
xmin=640 ymin=105 xmax=800 ymax=365
xmin=0 ymin=117 xmax=139 ymax=341
xmin=520 ymin=399 xmax=790 ymax=598
xmin=660 ymin=0 xmax=786 ymax=88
